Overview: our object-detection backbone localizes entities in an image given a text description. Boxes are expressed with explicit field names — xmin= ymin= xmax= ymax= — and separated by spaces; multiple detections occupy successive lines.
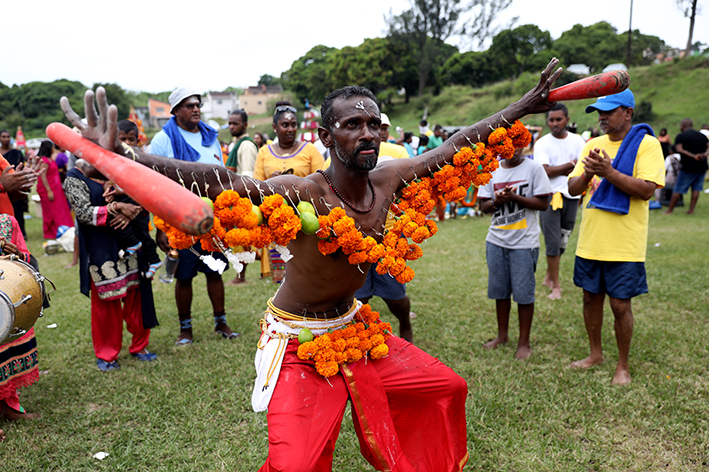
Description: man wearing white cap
xmin=151 ymin=88 xmax=239 ymax=345
xmin=567 ymin=89 xmax=664 ymax=385
xmin=378 ymin=113 xmax=408 ymax=161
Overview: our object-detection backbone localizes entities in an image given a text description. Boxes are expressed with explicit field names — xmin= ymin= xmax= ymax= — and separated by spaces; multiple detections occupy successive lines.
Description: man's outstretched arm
xmin=388 ymin=58 xmax=563 ymax=189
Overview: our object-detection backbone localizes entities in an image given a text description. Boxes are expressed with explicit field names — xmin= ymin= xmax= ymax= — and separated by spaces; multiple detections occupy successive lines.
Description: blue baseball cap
xmin=585 ymin=89 xmax=635 ymax=113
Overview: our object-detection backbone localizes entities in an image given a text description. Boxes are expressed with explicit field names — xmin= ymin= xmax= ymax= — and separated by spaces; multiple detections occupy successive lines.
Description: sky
xmin=2 ymin=0 xmax=706 ymax=94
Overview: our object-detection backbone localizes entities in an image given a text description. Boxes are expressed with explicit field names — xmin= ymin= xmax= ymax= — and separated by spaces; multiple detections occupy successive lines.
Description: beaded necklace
xmin=317 ymin=169 xmax=376 ymax=214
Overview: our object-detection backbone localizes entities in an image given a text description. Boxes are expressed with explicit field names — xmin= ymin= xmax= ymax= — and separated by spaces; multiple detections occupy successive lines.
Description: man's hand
xmin=156 ymin=230 xmax=170 ymax=254
xmin=582 ymin=148 xmax=614 ymax=178
xmin=60 ymin=87 xmax=122 ymax=154
xmin=0 ymin=237 xmax=21 ymax=257
xmin=0 ymin=164 xmax=38 ymax=193
xmin=514 ymin=58 xmax=563 ymax=116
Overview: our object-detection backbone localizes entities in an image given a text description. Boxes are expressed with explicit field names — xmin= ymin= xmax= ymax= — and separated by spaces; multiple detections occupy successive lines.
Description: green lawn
xmin=2 ymin=193 xmax=708 ymax=471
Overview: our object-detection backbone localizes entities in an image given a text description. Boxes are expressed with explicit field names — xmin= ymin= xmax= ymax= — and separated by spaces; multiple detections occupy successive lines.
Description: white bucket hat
xmin=169 ymin=87 xmax=201 ymax=114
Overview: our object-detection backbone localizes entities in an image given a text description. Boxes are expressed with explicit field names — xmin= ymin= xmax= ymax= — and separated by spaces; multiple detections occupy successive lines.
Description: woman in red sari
xmin=36 ymin=140 xmax=73 ymax=240
xmin=0 ymin=213 xmax=41 ymax=441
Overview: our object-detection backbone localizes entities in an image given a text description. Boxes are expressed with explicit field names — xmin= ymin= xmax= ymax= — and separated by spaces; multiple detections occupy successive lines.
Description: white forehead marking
xmin=355 ymin=100 xmax=371 ymax=117
xmin=335 ymin=122 xmax=340 ymax=128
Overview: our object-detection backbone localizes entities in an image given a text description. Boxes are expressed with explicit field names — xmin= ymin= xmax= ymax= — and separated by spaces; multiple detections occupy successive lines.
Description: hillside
xmin=383 ymin=57 xmax=709 ymax=137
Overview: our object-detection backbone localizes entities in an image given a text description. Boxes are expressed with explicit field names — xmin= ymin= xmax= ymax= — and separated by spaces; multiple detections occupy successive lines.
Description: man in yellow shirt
xmin=567 ymin=89 xmax=664 ymax=385
xmin=378 ymin=113 xmax=409 ymax=161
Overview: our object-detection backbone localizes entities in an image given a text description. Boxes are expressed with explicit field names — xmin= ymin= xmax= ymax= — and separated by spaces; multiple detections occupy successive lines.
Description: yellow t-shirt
xmin=253 ymin=142 xmax=324 ymax=180
xmin=379 ymin=142 xmax=410 ymax=160
xmin=569 ymin=134 xmax=665 ymax=262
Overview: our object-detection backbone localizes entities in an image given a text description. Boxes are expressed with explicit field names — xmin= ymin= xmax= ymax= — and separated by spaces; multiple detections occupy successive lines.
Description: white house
xmin=201 ymin=91 xmax=239 ymax=121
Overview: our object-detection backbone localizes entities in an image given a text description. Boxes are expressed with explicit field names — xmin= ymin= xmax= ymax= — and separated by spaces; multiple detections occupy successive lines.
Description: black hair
xmin=231 ymin=109 xmax=248 ymax=124
xmin=404 ymin=132 xmax=413 ymax=140
xmin=418 ymin=135 xmax=429 ymax=146
xmin=433 ymin=124 xmax=443 ymax=131
xmin=273 ymin=101 xmax=295 ymax=125
xmin=321 ymin=85 xmax=378 ymax=132
xmin=0 ymin=129 xmax=9 ymax=136
xmin=38 ymin=140 xmax=54 ymax=158
xmin=546 ymin=103 xmax=568 ymax=118
xmin=419 ymin=119 xmax=428 ymax=126
xmin=117 ymin=120 xmax=139 ymax=135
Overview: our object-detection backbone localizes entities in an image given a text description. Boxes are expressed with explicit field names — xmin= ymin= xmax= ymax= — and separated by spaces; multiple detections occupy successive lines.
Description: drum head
xmin=0 ymin=291 xmax=15 ymax=345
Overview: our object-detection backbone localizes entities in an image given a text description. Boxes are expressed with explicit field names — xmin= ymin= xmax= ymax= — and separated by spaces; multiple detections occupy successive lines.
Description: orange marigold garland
xmin=154 ymin=191 xmax=302 ymax=257
xmin=152 ymin=215 xmax=195 ymax=250
xmin=296 ymin=304 xmax=392 ymax=377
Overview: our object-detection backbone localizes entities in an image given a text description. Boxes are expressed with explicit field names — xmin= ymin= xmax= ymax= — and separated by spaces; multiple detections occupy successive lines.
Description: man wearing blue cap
xmin=566 ymin=89 xmax=664 ymax=385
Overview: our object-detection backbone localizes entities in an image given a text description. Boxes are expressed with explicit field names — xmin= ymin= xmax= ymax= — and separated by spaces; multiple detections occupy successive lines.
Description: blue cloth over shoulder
xmin=162 ymin=116 xmax=218 ymax=163
xmin=587 ymin=124 xmax=654 ymax=215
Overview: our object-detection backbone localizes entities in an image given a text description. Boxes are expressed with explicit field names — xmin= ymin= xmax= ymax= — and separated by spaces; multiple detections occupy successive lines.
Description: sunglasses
xmin=182 ymin=102 xmax=203 ymax=110
xmin=274 ymin=105 xmax=297 ymax=114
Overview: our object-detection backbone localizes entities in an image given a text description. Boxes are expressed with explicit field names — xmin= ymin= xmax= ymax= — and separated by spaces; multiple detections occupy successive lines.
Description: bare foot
xmin=400 ymin=328 xmax=414 ymax=344
xmin=64 ymin=261 xmax=78 ymax=269
xmin=611 ymin=368 xmax=632 ymax=385
xmin=662 ymin=210 xmax=672 ymax=215
xmin=409 ymin=311 xmax=417 ymax=320
xmin=0 ymin=428 xmax=5 ymax=442
xmin=548 ymin=287 xmax=562 ymax=300
xmin=0 ymin=401 xmax=41 ymax=421
xmin=686 ymin=210 xmax=694 ymax=215
xmin=515 ymin=345 xmax=532 ymax=360
xmin=542 ymin=275 xmax=553 ymax=289
xmin=483 ymin=336 xmax=508 ymax=350
xmin=225 ymin=278 xmax=246 ymax=286
xmin=570 ymin=355 xmax=604 ymax=369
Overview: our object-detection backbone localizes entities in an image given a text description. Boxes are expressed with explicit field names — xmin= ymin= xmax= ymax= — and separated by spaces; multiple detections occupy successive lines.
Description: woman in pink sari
xmin=36 ymin=140 xmax=73 ymax=240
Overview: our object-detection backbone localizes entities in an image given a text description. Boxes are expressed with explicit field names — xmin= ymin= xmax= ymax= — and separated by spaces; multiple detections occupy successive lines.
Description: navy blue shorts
xmin=354 ymin=263 xmax=406 ymax=301
xmin=674 ymin=170 xmax=706 ymax=194
xmin=573 ymin=256 xmax=648 ymax=299
xmin=175 ymin=243 xmax=229 ymax=280
xmin=486 ymin=242 xmax=539 ymax=304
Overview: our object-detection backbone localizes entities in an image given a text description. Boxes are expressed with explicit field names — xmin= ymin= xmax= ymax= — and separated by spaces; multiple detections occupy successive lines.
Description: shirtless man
xmin=61 ymin=59 xmax=562 ymax=471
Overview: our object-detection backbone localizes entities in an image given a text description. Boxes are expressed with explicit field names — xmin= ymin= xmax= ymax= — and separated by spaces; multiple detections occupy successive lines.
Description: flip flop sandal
xmin=131 ymin=350 xmax=158 ymax=361
xmin=96 ymin=358 xmax=120 ymax=372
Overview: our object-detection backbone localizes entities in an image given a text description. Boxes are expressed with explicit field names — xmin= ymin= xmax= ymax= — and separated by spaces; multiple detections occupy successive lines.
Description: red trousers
xmin=91 ymin=284 xmax=149 ymax=362
xmin=259 ymin=336 xmax=468 ymax=472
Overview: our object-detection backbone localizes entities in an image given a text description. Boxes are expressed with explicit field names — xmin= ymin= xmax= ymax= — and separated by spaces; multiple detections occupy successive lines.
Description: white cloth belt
xmin=251 ymin=301 xmax=360 ymax=412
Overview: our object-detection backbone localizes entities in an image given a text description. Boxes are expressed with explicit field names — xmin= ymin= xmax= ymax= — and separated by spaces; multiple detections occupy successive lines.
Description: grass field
xmin=1 ymin=191 xmax=708 ymax=471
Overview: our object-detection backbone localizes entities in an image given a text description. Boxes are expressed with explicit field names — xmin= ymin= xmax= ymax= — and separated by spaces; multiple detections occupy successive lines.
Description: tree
xmin=622 ymin=30 xmax=668 ymax=66
xmin=281 ymin=45 xmax=336 ymax=104
xmin=677 ymin=0 xmax=700 ymax=55
xmin=440 ymin=50 xmax=498 ymax=87
xmin=0 ymin=79 xmax=87 ymax=135
xmin=554 ymin=22 xmax=625 ymax=72
xmin=386 ymin=0 xmax=511 ymax=97
xmin=488 ymin=24 xmax=555 ymax=78
xmin=258 ymin=74 xmax=281 ymax=87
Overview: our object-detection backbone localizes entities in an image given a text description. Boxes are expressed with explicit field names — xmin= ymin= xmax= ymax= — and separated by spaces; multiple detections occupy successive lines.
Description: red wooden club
xmin=548 ymin=70 xmax=630 ymax=102
xmin=46 ymin=122 xmax=213 ymax=236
